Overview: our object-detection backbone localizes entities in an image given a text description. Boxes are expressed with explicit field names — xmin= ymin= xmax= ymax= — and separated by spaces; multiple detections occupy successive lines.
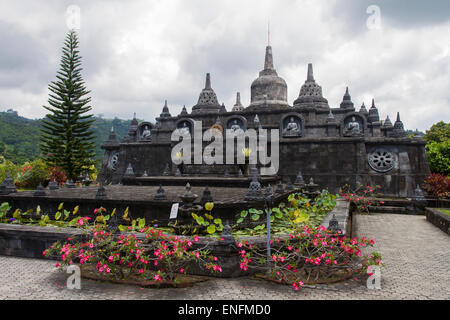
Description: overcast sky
xmin=0 ymin=0 xmax=449 ymax=131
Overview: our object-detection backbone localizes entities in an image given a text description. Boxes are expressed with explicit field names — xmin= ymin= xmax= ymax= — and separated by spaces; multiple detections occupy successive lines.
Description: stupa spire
xmin=205 ymin=73 xmax=211 ymax=89
xmin=264 ymin=45 xmax=274 ymax=70
xmin=307 ymin=63 xmax=315 ymax=82
xmin=232 ymin=92 xmax=244 ymax=111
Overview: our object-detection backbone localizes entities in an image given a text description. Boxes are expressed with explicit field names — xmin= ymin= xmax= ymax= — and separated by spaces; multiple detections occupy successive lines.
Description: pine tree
xmin=40 ymin=30 xmax=96 ymax=180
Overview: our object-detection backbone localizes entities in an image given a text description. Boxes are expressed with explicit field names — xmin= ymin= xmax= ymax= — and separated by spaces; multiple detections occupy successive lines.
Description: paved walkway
xmin=0 ymin=214 xmax=449 ymax=300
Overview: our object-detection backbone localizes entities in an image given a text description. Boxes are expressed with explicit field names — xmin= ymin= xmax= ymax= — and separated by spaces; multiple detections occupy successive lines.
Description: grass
xmin=437 ymin=208 xmax=450 ymax=216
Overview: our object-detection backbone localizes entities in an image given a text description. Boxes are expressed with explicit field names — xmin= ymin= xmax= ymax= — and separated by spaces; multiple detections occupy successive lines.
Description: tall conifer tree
xmin=40 ymin=30 xmax=96 ymax=180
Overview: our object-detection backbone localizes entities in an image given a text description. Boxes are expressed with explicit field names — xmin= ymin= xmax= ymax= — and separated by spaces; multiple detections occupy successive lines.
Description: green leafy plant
xmin=191 ymin=202 xmax=223 ymax=235
xmin=234 ymin=190 xmax=337 ymax=237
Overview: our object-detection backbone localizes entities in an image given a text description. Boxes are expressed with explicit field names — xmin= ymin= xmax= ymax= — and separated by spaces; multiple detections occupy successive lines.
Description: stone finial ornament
xmin=180 ymin=183 xmax=198 ymax=208
xmin=0 ymin=173 xmax=17 ymax=194
xmin=285 ymin=177 xmax=295 ymax=191
xmin=391 ymin=112 xmax=407 ymax=138
xmin=65 ymin=179 xmax=76 ymax=188
xmin=48 ymin=179 xmax=59 ymax=190
xmin=359 ymin=102 xmax=369 ymax=115
xmin=383 ymin=115 xmax=393 ymax=127
xmin=160 ymin=100 xmax=171 ymax=118
xmin=162 ymin=163 xmax=170 ymax=176
xmin=275 ymin=181 xmax=284 ymax=194
xmin=367 ymin=99 xmax=380 ymax=123
xmin=180 ymin=105 xmax=188 ymax=116
xmin=34 ymin=183 xmax=46 ymax=197
xmin=326 ymin=109 xmax=335 ymax=123
xmin=294 ymin=63 xmax=328 ymax=108
xmin=192 ymin=73 xmax=221 ymax=113
xmin=96 ymin=183 xmax=107 ymax=199
xmin=232 ymin=92 xmax=244 ymax=111
xmin=339 ymin=87 xmax=354 ymax=109
xmin=264 ymin=184 xmax=275 ymax=207
xmin=412 ymin=184 xmax=425 ymax=201
xmin=219 ymin=103 xmax=227 ymax=113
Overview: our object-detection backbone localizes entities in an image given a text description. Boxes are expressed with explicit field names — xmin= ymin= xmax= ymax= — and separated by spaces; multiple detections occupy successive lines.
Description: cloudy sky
xmin=0 ymin=0 xmax=449 ymax=131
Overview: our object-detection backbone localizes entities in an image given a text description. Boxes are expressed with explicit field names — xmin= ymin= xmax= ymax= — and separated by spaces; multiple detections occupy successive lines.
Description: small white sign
xmin=170 ymin=203 xmax=179 ymax=219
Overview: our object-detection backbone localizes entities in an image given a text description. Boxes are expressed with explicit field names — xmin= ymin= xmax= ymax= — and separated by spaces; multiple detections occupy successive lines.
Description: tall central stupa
xmin=249 ymin=45 xmax=289 ymax=108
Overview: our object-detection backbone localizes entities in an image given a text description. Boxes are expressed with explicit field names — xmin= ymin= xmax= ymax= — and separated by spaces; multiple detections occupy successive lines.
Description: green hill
xmin=0 ymin=110 xmax=131 ymax=165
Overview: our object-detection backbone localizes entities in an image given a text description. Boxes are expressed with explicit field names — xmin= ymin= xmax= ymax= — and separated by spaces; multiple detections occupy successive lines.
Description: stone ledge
xmin=425 ymin=207 xmax=450 ymax=236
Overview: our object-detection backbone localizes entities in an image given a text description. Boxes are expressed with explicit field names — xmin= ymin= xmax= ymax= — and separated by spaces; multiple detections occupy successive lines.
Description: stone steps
xmin=369 ymin=205 xmax=408 ymax=214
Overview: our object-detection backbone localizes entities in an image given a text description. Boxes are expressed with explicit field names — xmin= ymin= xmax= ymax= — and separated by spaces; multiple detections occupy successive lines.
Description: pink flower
xmin=179 ymin=268 xmax=185 ymax=274
xmin=154 ymin=274 xmax=162 ymax=282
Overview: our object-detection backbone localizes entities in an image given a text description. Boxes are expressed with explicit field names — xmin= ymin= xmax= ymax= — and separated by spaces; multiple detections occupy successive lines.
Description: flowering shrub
xmin=340 ymin=184 xmax=383 ymax=214
xmin=48 ymin=166 xmax=67 ymax=185
xmin=423 ymin=173 xmax=450 ymax=199
xmin=237 ymin=225 xmax=383 ymax=290
xmin=43 ymin=224 xmax=222 ymax=282
xmin=15 ymin=158 xmax=49 ymax=189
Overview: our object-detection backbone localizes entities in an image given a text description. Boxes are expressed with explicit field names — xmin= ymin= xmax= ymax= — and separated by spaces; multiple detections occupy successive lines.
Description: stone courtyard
xmin=0 ymin=213 xmax=448 ymax=300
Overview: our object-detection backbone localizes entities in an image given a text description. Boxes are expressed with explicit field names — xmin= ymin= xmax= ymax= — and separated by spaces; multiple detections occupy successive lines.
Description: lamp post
xmin=265 ymin=185 xmax=274 ymax=273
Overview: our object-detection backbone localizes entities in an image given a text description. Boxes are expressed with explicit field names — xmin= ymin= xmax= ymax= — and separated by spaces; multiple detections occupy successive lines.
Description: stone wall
xmin=425 ymin=207 xmax=450 ymax=236
xmin=98 ymin=104 xmax=430 ymax=197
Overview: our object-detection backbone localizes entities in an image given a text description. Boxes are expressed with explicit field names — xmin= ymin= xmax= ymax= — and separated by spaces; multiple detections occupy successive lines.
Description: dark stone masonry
xmin=97 ymin=44 xmax=430 ymax=197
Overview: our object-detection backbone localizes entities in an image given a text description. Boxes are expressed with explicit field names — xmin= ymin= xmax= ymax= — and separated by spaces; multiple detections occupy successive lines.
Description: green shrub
xmin=426 ymin=141 xmax=450 ymax=175
xmin=0 ymin=156 xmax=19 ymax=183
xmin=15 ymin=158 xmax=50 ymax=189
